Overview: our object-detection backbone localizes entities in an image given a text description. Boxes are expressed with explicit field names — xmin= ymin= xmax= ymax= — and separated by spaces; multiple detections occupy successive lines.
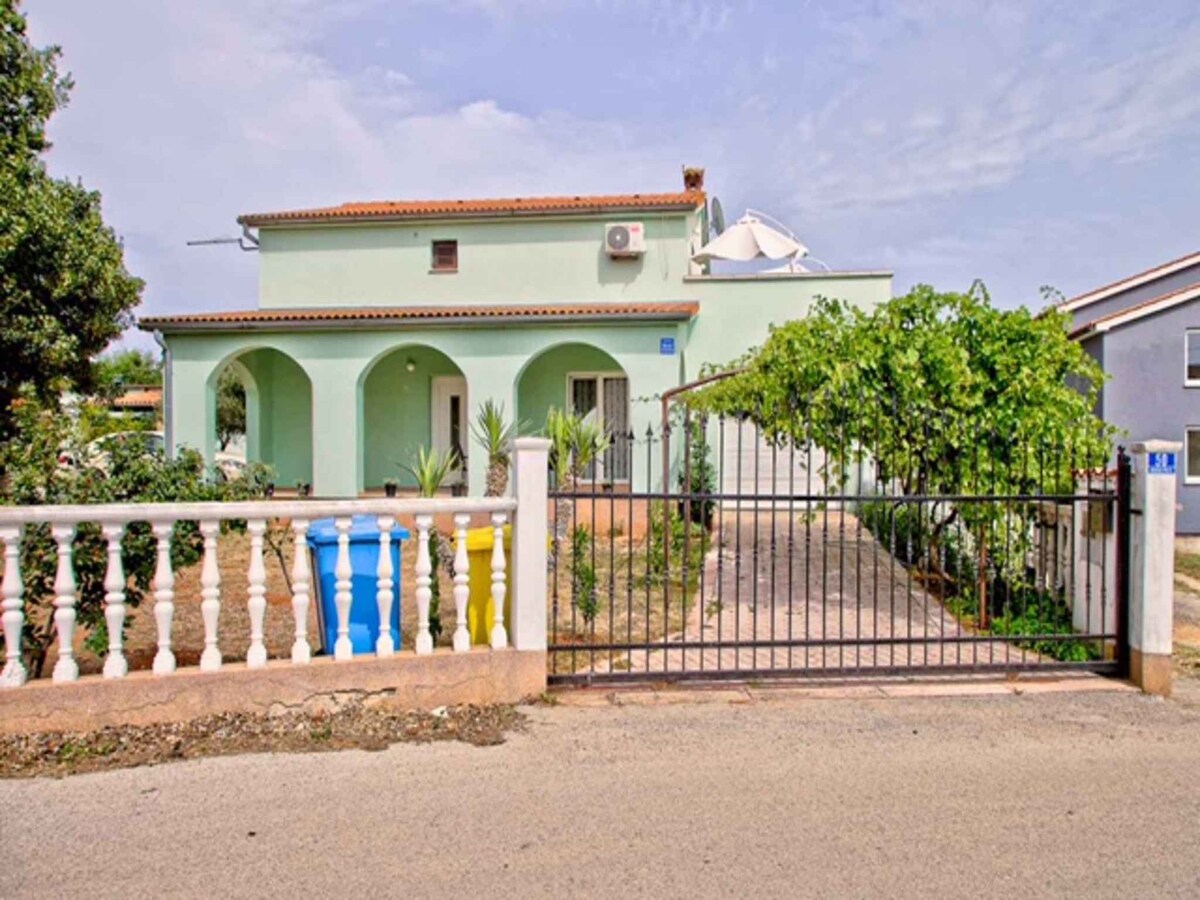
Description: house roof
xmin=1070 ymin=281 xmax=1200 ymax=339
xmin=111 ymin=388 xmax=162 ymax=409
xmin=138 ymin=301 xmax=700 ymax=333
xmin=1058 ymin=249 xmax=1200 ymax=314
xmin=238 ymin=191 xmax=706 ymax=227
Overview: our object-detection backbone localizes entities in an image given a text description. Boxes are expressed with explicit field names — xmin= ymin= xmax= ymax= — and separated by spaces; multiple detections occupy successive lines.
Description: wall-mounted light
xmin=405 ymin=357 xmax=416 ymax=373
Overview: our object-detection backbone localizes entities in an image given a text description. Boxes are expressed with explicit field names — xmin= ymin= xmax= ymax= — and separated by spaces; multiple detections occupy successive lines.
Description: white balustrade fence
xmin=0 ymin=497 xmax=516 ymax=689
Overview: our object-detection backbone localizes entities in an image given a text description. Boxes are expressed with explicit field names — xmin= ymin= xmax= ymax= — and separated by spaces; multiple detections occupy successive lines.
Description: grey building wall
xmin=1100 ymin=298 xmax=1200 ymax=532
xmin=1066 ymin=260 xmax=1200 ymax=331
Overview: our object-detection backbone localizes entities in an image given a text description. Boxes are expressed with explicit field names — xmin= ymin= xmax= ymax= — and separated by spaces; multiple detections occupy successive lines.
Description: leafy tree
xmin=93 ymin=349 xmax=162 ymax=397
xmin=694 ymin=283 xmax=1114 ymax=587
xmin=0 ymin=1 xmax=143 ymax=440
xmin=215 ymin=368 xmax=246 ymax=451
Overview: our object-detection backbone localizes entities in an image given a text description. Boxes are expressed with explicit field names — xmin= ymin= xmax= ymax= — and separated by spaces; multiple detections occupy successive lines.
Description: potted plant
xmin=471 ymin=399 xmax=519 ymax=497
xmin=265 ymin=482 xmax=275 ymax=498
xmin=296 ymin=481 xmax=311 ymax=498
xmin=383 ymin=477 xmax=398 ymax=498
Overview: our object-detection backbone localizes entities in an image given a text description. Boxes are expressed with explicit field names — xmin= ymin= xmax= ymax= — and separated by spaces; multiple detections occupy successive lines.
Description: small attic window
xmin=431 ymin=240 xmax=458 ymax=272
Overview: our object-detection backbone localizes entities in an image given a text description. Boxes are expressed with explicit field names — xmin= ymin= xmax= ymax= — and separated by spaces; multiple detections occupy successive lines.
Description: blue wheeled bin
xmin=307 ymin=516 xmax=410 ymax=655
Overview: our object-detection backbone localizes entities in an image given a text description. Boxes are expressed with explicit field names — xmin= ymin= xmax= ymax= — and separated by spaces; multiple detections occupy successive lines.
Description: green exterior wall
xmin=256 ymin=214 xmax=701 ymax=309
xmin=361 ymin=345 xmax=462 ymax=489
xmin=161 ymin=203 xmax=893 ymax=498
xmin=516 ymin=343 xmax=624 ymax=435
xmin=216 ymin=348 xmax=312 ymax=487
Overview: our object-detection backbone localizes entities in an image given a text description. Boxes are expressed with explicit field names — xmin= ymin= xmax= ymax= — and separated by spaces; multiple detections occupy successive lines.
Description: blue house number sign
xmin=660 ymin=337 xmax=676 ymax=355
xmin=1148 ymin=452 xmax=1177 ymax=475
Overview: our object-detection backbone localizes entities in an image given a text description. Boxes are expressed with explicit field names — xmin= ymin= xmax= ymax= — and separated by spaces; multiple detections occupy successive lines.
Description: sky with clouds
xmin=24 ymin=0 xmax=1200 ymax=350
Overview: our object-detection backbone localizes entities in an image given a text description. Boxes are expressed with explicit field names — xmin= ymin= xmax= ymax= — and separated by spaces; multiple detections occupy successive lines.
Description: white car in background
xmin=58 ymin=430 xmax=166 ymax=473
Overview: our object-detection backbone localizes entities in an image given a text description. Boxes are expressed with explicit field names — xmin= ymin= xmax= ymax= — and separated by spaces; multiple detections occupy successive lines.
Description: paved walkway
xmin=610 ymin=511 xmax=1036 ymax=676
xmin=4 ymin=683 xmax=1199 ymax=898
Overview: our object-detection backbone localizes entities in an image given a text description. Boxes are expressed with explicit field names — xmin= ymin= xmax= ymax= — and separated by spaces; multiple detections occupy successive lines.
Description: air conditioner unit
xmin=605 ymin=222 xmax=646 ymax=257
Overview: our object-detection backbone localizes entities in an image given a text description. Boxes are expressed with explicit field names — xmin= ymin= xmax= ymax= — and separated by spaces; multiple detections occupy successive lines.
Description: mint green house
xmin=139 ymin=171 xmax=891 ymax=497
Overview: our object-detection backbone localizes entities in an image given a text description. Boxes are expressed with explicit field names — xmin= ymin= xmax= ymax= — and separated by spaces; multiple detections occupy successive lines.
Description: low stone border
xmin=0 ymin=648 xmax=545 ymax=735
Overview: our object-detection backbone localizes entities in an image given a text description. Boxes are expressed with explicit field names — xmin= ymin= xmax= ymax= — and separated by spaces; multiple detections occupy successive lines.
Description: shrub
xmin=570 ymin=526 xmax=599 ymax=626
xmin=0 ymin=391 xmax=266 ymax=678
xmin=642 ymin=503 xmax=709 ymax=592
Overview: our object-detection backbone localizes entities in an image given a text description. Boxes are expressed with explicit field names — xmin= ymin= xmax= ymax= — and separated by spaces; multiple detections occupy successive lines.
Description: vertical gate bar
xmin=752 ymin=420 xmax=760 ymax=671
xmin=591 ymin=447 xmax=600 ymax=672
xmin=855 ymin=392 xmax=865 ymax=671
xmin=698 ymin=416 xmax=708 ymax=673
xmin=838 ymin=405 xmax=847 ymax=671
xmin=681 ymin=406 xmax=692 ymax=674
xmin=608 ymin=432 xmax=617 ymax=674
xmin=770 ymin=438 xmax=778 ymax=670
xmin=645 ymin=425 xmax=654 ymax=673
xmin=717 ymin=416 xmax=726 ymax=672
xmin=804 ymin=430 xmax=813 ymax=673
xmin=1100 ymin=457 xmax=1110 ymax=662
xmin=872 ymin=397 xmax=881 ymax=670
xmin=821 ymin=415 xmax=831 ymax=672
xmin=627 ymin=429 xmax=635 ymax=673
xmin=1115 ymin=448 xmax=1132 ymax=674
xmin=735 ymin=418 xmax=743 ymax=671
xmin=662 ymin=417 xmax=671 ymax=674
xmin=551 ymin=475 xmax=560 ymax=676
xmin=1084 ymin=460 xmax=1093 ymax=668
xmin=570 ymin=465 xmax=579 ymax=674
xmin=788 ymin=437 xmax=796 ymax=670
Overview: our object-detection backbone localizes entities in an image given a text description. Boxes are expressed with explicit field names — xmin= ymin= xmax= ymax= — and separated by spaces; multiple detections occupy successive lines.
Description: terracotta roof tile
xmin=139 ymin=301 xmax=699 ymax=332
xmin=238 ymin=191 xmax=705 ymax=226
xmin=111 ymin=389 xmax=162 ymax=408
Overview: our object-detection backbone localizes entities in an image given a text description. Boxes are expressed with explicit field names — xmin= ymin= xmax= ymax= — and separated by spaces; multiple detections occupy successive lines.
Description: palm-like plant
xmin=471 ymin=400 xmax=518 ymax=497
xmin=544 ymin=408 xmax=614 ymax=552
xmin=403 ymin=446 xmax=459 ymax=498
xmin=400 ymin=446 xmax=459 ymax=642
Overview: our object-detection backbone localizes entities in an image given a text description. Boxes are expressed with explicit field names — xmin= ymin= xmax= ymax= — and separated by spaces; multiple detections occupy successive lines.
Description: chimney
xmin=682 ymin=166 xmax=705 ymax=192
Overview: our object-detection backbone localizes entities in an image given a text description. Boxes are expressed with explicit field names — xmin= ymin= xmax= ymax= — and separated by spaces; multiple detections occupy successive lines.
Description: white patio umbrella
xmin=692 ymin=211 xmax=809 ymax=263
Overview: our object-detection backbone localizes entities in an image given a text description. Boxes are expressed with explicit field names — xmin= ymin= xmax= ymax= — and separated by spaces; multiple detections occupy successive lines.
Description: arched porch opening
xmin=208 ymin=347 xmax=313 ymax=488
xmin=516 ymin=342 xmax=632 ymax=482
xmin=360 ymin=345 xmax=467 ymax=491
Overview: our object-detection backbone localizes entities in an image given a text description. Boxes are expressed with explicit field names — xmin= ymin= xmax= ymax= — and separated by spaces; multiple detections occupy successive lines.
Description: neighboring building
xmin=109 ymin=385 xmax=163 ymax=422
xmin=1061 ymin=250 xmax=1200 ymax=533
xmin=138 ymin=170 xmax=892 ymax=497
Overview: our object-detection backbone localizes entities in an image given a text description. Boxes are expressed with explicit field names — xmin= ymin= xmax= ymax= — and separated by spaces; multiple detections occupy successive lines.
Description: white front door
xmin=431 ymin=376 xmax=468 ymax=483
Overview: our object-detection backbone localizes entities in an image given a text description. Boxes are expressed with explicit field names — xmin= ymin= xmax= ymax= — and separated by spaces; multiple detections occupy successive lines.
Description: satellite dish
xmin=710 ymin=197 xmax=726 ymax=237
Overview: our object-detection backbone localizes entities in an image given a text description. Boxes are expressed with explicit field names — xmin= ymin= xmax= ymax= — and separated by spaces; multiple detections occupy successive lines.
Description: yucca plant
xmin=400 ymin=446 xmax=460 ymax=643
xmin=472 ymin=400 xmax=518 ymax=497
xmin=404 ymin=446 xmax=459 ymax=498
xmin=544 ymin=408 xmax=613 ymax=553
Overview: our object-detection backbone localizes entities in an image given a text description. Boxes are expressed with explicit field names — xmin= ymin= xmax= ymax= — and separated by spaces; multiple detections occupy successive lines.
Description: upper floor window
xmin=431 ymin=240 xmax=458 ymax=272
xmin=1187 ymin=330 xmax=1200 ymax=385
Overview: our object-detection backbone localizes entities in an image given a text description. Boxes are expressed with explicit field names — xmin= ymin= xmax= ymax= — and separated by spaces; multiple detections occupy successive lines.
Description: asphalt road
xmin=4 ymin=679 xmax=1200 ymax=899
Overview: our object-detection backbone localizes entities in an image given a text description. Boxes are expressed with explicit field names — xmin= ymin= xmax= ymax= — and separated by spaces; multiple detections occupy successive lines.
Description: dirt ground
xmin=58 ymin=526 xmax=457 ymax=677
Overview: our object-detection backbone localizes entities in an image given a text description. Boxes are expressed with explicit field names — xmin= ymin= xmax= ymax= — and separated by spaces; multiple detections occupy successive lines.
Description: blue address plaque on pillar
xmin=659 ymin=337 xmax=676 ymax=356
xmin=1148 ymin=452 xmax=1177 ymax=475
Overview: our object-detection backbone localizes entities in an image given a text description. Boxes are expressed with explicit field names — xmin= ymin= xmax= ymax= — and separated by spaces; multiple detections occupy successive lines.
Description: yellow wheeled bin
xmin=458 ymin=524 xmax=512 ymax=645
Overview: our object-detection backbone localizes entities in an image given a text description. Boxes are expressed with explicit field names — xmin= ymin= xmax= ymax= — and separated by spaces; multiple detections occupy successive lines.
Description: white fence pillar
xmin=1128 ymin=440 xmax=1179 ymax=696
xmin=510 ymin=438 xmax=550 ymax=653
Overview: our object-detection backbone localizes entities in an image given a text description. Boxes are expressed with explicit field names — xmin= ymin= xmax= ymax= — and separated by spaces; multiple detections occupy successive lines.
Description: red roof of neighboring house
xmin=238 ymin=191 xmax=705 ymax=226
xmin=111 ymin=388 xmax=162 ymax=409
xmin=138 ymin=301 xmax=700 ymax=332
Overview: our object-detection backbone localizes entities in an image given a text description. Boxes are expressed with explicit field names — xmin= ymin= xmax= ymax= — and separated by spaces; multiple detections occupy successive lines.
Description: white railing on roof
xmin=0 ymin=497 xmax=515 ymax=688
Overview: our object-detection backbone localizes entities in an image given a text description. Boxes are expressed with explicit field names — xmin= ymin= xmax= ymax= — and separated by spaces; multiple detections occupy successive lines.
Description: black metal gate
xmin=547 ymin=412 xmax=1130 ymax=685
